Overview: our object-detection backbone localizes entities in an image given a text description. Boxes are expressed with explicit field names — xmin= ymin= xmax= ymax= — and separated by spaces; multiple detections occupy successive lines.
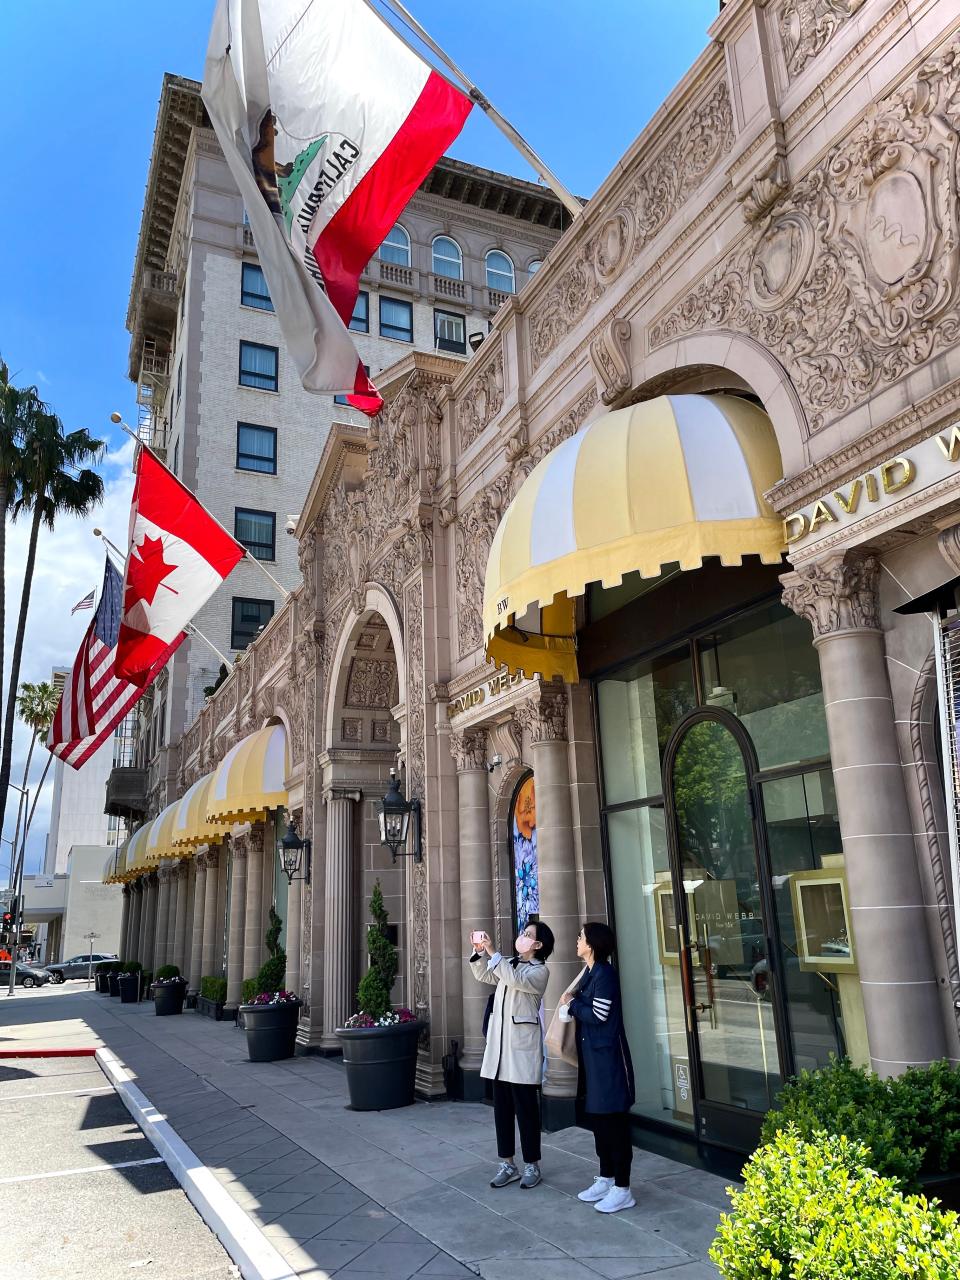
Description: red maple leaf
xmin=125 ymin=533 xmax=177 ymax=611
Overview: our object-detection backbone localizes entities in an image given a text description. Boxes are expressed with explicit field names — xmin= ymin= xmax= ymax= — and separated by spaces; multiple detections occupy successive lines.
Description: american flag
xmin=48 ymin=557 xmax=183 ymax=769
xmin=70 ymin=589 xmax=96 ymax=614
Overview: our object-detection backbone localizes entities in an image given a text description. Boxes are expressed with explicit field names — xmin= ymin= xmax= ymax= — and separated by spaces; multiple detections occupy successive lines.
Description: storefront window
xmin=699 ymin=604 xmax=828 ymax=770
xmin=511 ymin=775 xmax=539 ymax=931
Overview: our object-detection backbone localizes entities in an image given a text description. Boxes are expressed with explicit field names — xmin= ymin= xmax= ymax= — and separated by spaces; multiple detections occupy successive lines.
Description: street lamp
xmin=277 ymin=819 xmax=311 ymax=885
xmin=83 ymin=931 xmax=101 ymax=987
xmin=377 ymin=770 xmax=422 ymax=864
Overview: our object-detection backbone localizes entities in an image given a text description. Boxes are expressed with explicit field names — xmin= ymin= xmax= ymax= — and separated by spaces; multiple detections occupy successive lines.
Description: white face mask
xmin=515 ymin=934 xmax=536 ymax=955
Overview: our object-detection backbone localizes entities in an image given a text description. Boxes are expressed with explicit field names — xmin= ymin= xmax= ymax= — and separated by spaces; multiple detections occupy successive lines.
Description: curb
xmin=96 ymin=1047 xmax=297 ymax=1280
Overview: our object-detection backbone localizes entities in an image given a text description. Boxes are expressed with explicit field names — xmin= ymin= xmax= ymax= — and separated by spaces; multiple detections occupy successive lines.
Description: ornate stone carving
xmin=450 ymin=728 xmax=488 ymax=773
xmin=403 ymin=579 xmax=430 ymax=1044
xmin=515 ymin=684 xmax=568 ymax=744
xmin=738 ymin=151 xmax=789 ymax=224
xmin=274 ymin=690 xmax=305 ymax=764
xmin=248 ymin=824 xmax=265 ymax=855
xmin=590 ymin=317 xmax=632 ymax=405
xmin=777 ymin=0 xmax=866 ymax=80
xmin=781 ymin=551 xmax=880 ymax=637
xmin=202 ymin=847 xmax=220 ymax=870
xmin=508 ymin=387 xmax=598 ymax=497
xmin=457 ymin=347 xmax=504 ymax=452
xmin=938 ymin=522 xmax=960 ymax=576
xmin=530 ymin=81 xmax=733 ymax=369
xmin=298 ymin=529 xmax=317 ymax=617
xmin=455 ymin=475 xmax=511 ymax=659
xmin=652 ymin=42 xmax=960 ymax=431
xmin=345 ymin=658 xmax=395 ymax=709
xmin=341 ymin=717 xmax=362 ymax=742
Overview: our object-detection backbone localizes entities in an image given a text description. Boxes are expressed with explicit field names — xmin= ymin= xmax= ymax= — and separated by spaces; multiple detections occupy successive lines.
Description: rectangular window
xmin=236 ymin=422 xmax=277 ymax=474
xmin=241 ymin=262 xmax=274 ymax=311
xmin=380 ymin=296 xmax=413 ymax=343
xmin=231 ymin=597 xmax=274 ymax=649
xmin=239 ymin=340 xmax=278 ymax=391
xmin=434 ymin=309 xmax=466 ymax=355
xmin=176 ymin=356 xmax=183 ymax=405
xmin=349 ymin=290 xmax=369 ymax=333
xmin=334 ymin=364 xmax=370 ymax=407
xmin=234 ymin=507 xmax=276 ymax=561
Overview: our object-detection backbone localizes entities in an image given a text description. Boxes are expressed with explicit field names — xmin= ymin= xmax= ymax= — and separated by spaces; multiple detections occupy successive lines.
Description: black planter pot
xmin=196 ymin=995 xmax=230 ymax=1021
xmin=118 ymin=974 xmax=140 ymax=1004
xmin=108 ymin=973 xmax=121 ymax=997
xmin=152 ymin=982 xmax=186 ymax=1016
xmin=239 ymin=1000 xmax=301 ymax=1062
xmin=336 ymin=1021 xmax=426 ymax=1111
xmin=95 ymin=972 xmax=110 ymax=994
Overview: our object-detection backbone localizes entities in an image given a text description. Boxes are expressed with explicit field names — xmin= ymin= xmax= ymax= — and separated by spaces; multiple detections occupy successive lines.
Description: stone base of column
xmin=415 ymin=1056 xmax=446 ymax=1099
xmin=541 ymin=1094 xmax=577 ymax=1132
xmin=296 ymin=1025 xmax=342 ymax=1055
xmin=318 ymin=1030 xmax=345 ymax=1053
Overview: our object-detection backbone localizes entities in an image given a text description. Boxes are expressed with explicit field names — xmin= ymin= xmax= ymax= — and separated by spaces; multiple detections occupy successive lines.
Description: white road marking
xmin=0 ymin=1157 xmax=164 ymax=1185
xmin=0 ymin=1085 xmax=113 ymax=1102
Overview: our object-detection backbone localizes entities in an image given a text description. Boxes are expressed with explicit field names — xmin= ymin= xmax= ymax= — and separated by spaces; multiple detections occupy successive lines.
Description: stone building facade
xmin=116 ymin=0 xmax=960 ymax=1161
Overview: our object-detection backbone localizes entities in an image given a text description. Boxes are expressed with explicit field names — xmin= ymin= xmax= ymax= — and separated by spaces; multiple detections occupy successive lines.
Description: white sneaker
xmin=578 ymin=1176 xmax=614 ymax=1203
xmin=595 ymin=1186 xmax=636 ymax=1214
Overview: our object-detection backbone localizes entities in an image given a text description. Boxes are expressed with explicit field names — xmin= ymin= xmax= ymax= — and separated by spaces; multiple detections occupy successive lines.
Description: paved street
xmin=0 ymin=987 xmax=723 ymax=1279
xmin=0 ymin=1049 xmax=236 ymax=1280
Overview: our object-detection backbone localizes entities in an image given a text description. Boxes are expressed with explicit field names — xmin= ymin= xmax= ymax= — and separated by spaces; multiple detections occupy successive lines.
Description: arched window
xmin=527 ymin=259 xmax=543 ymax=276
xmin=486 ymin=250 xmax=515 ymax=294
xmin=511 ymin=773 xmax=539 ymax=932
xmin=379 ymin=224 xmax=410 ymax=267
xmin=432 ymin=236 xmax=462 ymax=281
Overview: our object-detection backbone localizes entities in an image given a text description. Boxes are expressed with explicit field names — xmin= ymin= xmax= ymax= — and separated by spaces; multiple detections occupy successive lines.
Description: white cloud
xmin=35 ymin=370 xmax=50 ymax=386
xmin=4 ymin=438 xmax=136 ymax=876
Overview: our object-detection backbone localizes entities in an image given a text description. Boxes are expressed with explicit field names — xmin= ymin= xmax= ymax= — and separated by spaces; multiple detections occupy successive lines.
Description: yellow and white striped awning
xmin=123 ymin=819 xmax=154 ymax=881
xmin=173 ymin=773 xmax=220 ymax=850
xmin=102 ymin=847 xmax=122 ymax=885
xmin=144 ymin=800 xmax=179 ymax=865
xmin=207 ymin=724 xmax=288 ymax=826
xmin=483 ymin=394 xmax=785 ymax=682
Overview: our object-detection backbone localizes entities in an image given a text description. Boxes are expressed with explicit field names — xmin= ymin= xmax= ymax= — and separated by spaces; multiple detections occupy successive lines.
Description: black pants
xmin=493 ymin=1081 xmax=541 ymax=1164
xmin=590 ymin=1111 xmax=632 ymax=1187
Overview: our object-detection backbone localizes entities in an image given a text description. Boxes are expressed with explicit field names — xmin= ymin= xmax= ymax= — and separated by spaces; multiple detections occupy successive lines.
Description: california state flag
xmin=202 ymin=0 xmax=472 ymax=415
xmin=115 ymin=449 xmax=245 ymax=685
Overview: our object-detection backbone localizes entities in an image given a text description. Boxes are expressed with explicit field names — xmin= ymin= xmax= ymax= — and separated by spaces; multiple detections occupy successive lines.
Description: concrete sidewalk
xmin=0 ymin=988 xmax=723 ymax=1279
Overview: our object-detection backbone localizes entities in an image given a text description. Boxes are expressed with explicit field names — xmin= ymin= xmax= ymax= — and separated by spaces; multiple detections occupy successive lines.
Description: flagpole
xmin=185 ymin=624 xmax=234 ymax=672
xmin=366 ymin=0 xmax=582 ymax=220
xmin=114 ymin=420 xmax=291 ymax=600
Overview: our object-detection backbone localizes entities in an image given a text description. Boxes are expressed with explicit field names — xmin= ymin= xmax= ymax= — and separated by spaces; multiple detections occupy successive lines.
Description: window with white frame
xmin=434 ymin=309 xmax=466 ymax=355
xmin=432 ymin=236 xmax=462 ymax=280
xmin=379 ymin=224 xmax=411 ymax=267
xmin=528 ymin=260 xmax=543 ymax=275
xmin=486 ymin=250 xmax=515 ymax=293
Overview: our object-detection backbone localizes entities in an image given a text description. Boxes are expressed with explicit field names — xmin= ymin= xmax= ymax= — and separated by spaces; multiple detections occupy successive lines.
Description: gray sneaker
xmin=520 ymin=1162 xmax=542 ymax=1189
xmin=490 ymin=1160 xmax=520 ymax=1188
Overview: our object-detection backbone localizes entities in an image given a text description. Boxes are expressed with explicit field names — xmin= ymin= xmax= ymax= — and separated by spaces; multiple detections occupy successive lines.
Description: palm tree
xmin=0 ymin=410 xmax=104 ymax=842
xmin=7 ymin=681 xmax=60 ymax=883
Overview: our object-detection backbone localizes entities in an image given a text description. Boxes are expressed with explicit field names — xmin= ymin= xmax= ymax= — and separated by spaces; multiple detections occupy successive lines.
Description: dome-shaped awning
xmin=207 ymin=724 xmax=289 ymax=826
xmin=124 ymin=819 xmax=154 ymax=880
xmin=173 ymin=772 xmax=220 ymax=850
xmin=145 ymin=801 xmax=179 ymax=865
xmin=483 ymin=394 xmax=785 ymax=682
xmin=102 ymin=847 xmax=122 ymax=885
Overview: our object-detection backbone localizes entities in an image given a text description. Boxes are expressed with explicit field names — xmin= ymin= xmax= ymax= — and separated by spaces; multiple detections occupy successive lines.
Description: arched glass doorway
xmin=510 ymin=773 xmax=539 ymax=932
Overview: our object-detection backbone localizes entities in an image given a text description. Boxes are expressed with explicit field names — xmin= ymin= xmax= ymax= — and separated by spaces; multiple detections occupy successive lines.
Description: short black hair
xmin=532 ymin=920 xmax=555 ymax=961
xmin=582 ymin=921 xmax=615 ymax=965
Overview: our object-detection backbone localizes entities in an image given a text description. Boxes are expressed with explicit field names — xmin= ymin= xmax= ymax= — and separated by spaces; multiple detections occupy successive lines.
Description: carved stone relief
xmin=403 ymin=579 xmax=430 ymax=1044
xmin=515 ymin=684 xmax=568 ymax=744
xmin=777 ymin=0 xmax=866 ymax=81
xmin=590 ymin=317 xmax=632 ymax=405
xmin=780 ymin=551 xmax=880 ymax=637
xmin=529 ymin=81 xmax=733 ymax=369
xmin=652 ymin=41 xmax=960 ymax=432
xmin=457 ymin=347 xmax=504 ymax=451
xmin=344 ymin=658 xmax=395 ymax=709
xmin=449 ymin=728 xmax=488 ymax=773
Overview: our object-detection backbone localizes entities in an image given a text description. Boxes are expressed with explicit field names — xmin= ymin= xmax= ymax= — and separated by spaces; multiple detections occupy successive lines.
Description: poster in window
xmin=513 ymin=775 xmax=539 ymax=931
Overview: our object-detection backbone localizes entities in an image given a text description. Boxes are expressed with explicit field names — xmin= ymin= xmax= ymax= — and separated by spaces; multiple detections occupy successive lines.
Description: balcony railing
xmin=104 ymin=766 xmax=148 ymax=819
xmin=487 ymin=288 xmax=511 ymax=312
xmin=379 ymin=261 xmax=415 ymax=288
xmin=432 ymin=275 xmax=466 ymax=301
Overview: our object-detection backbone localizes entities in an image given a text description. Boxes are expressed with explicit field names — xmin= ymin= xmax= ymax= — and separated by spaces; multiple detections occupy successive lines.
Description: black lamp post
xmin=378 ymin=769 xmax=422 ymax=864
xmin=278 ymin=818 xmax=311 ymax=885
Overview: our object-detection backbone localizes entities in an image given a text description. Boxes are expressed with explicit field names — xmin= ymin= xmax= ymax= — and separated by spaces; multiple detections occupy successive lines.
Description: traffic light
xmin=1 ymin=911 xmax=11 ymax=936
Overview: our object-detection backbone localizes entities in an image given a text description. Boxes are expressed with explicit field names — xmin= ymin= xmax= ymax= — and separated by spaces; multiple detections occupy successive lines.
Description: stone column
xmin=188 ymin=853 xmax=206 ymax=992
xmin=165 ymin=863 xmax=180 ymax=967
xmin=172 ymin=861 xmax=189 ymax=976
xmin=200 ymin=848 xmax=220 ymax=983
xmin=451 ymin=729 xmax=494 ymax=1087
xmin=142 ymin=874 xmax=158 ymax=972
xmin=119 ymin=886 xmax=131 ymax=960
xmin=243 ymin=825 xmax=266 ymax=984
xmin=782 ymin=551 xmax=948 ymax=1073
xmin=129 ymin=882 xmax=143 ymax=966
xmin=226 ymin=842 xmax=248 ymax=1006
xmin=321 ymin=788 xmax=360 ymax=1049
xmin=518 ymin=685 xmax=580 ymax=1111
xmin=284 ymin=808 xmax=304 ymax=1001
xmin=153 ymin=865 xmax=172 ymax=974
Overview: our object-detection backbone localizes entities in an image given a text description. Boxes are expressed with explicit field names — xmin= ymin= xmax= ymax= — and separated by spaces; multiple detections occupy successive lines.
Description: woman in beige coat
xmin=469 ymin=920 xmax=554 ymax=1189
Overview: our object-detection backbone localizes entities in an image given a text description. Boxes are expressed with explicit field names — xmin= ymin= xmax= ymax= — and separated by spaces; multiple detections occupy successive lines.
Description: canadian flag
xmin=202 ymin=0 xmax=472 ymax=415
xmin=115 ymin=449 xmax=245 ymax=685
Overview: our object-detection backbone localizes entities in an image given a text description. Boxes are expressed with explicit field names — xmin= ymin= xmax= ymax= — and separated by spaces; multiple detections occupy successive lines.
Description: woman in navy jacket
xmin=559 ymin=921 xmax=636 ymax=1214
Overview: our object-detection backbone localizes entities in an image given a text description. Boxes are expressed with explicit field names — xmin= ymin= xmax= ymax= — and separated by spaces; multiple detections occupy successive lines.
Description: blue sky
xmin=0 ymin=0 xmax=717 ymax=875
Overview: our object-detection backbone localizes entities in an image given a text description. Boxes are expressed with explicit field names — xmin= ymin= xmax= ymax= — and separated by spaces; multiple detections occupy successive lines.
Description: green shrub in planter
xmin=355 ymin=882 xmax=397 ymax=1020
xmin=121 ymin=961 xmax=142 ymax=975
xmin=762 ymin=1057 xmax=960 ymax=1191
xmin=201 ymin=976 xmax=227 ymax=1004
xmin=252 ymin=907 xmax=285 ymax=996
xmin=710 ymin=1127 xmax=960 ymax=1279
xmin=155 ymin=964 xmax=180 ymax=981
xmin=241 ymin=978 xmax=257 ymax=1004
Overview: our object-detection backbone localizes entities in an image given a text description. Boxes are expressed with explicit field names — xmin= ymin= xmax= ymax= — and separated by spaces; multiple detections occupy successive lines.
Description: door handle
xmin=694 ymin=1002 xmax=712 ymax=1013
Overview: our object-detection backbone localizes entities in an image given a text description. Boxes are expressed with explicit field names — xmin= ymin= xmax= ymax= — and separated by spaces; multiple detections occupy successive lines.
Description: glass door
xmin=664 ymin=710 xmax=786 ymax=1152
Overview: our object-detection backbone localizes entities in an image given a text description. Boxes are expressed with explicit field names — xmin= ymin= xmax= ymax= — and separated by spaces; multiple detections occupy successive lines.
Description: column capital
xmin=450 ymin=728 xmax=488 ymax=773
xmin=516 ymin=682 xmax=568 ymax=744
xmin=231 ymin=840 xmax=248 ymax=862
xmin=323 ymin=787 xmax=362 ymax=805
xmin=157 ymin=864 xmax=172 ymax=884
xmin=247 ymin=823 xmax=266 ymax=855
xmin=202 ymin=847 xmax=219 ymax=871
xmin=781 ymin=550 xmax=881 ymax=640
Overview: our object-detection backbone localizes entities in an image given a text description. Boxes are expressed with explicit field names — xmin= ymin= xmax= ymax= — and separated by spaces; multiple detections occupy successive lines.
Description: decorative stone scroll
xmin=652 ymin=40 xmax=960 ymax=432
xmin=780 ymin=551 xmax=880 ymax=638
xmin=776 ymin=0 xmax=866 ymax=81
xmin=456 ymin=347 xmax=504 ymax=451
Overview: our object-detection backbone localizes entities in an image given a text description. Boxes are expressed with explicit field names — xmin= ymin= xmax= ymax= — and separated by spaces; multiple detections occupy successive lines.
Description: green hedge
xmin=241 ymin=978 xmax=257 ymax=1004
xmin=121 ymin=961 xmax=142 ymax=975
xmin=761 ymin=1058 xmax=960 ymax=1191
xmin=200 ymin=976 xmax=227 ymax=1003
xmin=155 ymin=964 xmax=180 ymax=981
xmin=711 ymin=1127 xmax=960 ymax=1279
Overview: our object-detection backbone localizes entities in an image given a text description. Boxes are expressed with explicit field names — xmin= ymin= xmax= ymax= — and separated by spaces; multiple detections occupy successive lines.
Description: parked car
xmin=44 ymin=953 xmax=118 ymax=983
xmin=0 ymin=961 xmax=52 ymax=988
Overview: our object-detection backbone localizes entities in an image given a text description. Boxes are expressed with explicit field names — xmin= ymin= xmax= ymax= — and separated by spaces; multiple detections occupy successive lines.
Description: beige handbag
xmin=544 ymin=968 xmax=588 ymax=1069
